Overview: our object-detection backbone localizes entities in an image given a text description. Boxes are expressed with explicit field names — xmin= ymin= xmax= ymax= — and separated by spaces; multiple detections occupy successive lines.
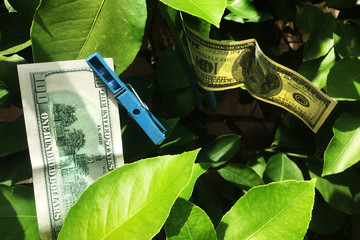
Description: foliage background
xmin=1 ymin=0 xmax=360 ymax=239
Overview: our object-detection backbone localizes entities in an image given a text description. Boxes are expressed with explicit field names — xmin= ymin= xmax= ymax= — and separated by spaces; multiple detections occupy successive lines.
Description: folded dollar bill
xmin=184 ymin=24 xmax=337 ymax=132
xmin=17 ymin=59 xmax=124 ymax=239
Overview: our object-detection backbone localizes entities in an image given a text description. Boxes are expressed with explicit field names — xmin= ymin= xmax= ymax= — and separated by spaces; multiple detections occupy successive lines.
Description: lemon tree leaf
xmin=165 ymin=198 xmax=217 ymax=240
xmin=327 ymin=58 xmax=360 ymax=100
xmin=334 ymin=22 xmax=360 ymax=58
xmin=323 ymin=110 xmax=360 ymax=176
xmin=197 ymin=134 xmax=242 ymax=167
xmin=179 ymin=162 xmax=211 ymax=200
xmin=217 ymin=163 xmax=263 ymax=190
xmin=308 ymin=161 xmax=360 ymax=214
xmin=58 ymin=150 xmax=199 ymax=240
xmin=217 ymin=180 xmax=316 ymax=240
xmin=263 ymin=153 xmax=304 ymax=183
xmin=303 ymin=11 xmax=337 ymax=61
xmin=0 ymin=185 xmax=39 ymax=240
xmin=158 ymin=0 xmax=226 ymax=28
xmin=31 ymin=0 xmax=147 ymax=75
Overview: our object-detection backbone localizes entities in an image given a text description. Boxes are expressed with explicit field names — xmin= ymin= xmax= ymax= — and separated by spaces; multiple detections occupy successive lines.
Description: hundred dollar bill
xmin=17 ymin=59 xmax=124 ymax=239
xmin=184 ymin=25 xmax=337 ymax=132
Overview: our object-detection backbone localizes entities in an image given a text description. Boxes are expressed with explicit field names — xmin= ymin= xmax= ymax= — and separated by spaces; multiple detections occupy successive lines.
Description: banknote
xmin=17 ymin=59 xmax=124 ymax=239
xmin=184 ymin=25 xmax=337 ymax=132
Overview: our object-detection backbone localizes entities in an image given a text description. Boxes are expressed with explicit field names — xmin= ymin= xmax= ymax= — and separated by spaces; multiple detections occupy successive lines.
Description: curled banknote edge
xmin=183 ymin=24 xmax=337 ymax=132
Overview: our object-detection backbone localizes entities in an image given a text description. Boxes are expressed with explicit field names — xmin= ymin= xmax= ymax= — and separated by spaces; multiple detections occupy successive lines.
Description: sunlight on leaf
xmin=31 ymin=0 xmax=147 ymax=75
xmin=158 ymin=0 xmax=226 ymax=27
xmin=323 ymin=110 xmax=360 ymax=176
xmin=58 ymin=150 xmax=199 ymax=240
xmin=217 ymin=180 xmax=316 ymax=240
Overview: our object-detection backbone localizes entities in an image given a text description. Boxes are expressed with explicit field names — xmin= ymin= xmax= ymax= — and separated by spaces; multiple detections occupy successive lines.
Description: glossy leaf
xmin=226 ymin=0 xmax=272 ymax=23
xmin=0 ymin=150 xmax=32 ymax=185
xmin=303 ymin=12 xmax=337 ymax=61
xmin=334 ymin=22 xmax=360 ymax=58
xmin=217 ymin=180 xmax=316 ymax=240
xmin=0 ymin=13 xmax=30 ymax=55
xmin=159 ymin=122 xmax=198 ymax=149
xmin=323 ymin=110 xmax=360 ymax=176
xmin=327 ymin=58 xmax=360 ymax=100
xmin=7 ymin=0 xmax=40 ymax=21
xmin=0 ymin=88 xmax=11 ymax=108
xmin=263 ymin=153 xmax=304 ymax=183
xmin=197 ymin=134 xmax=241 ymax=167
xmin=165 ymin=198 xmax=217 ymax=240
xmin=58 ymin=150 xmax=200 ymax=240
xmin=217 ymin=163 xmax=263 ymax=190
xmin=0 ymin=185 xmax=39 ymax=240
xmin=298 ymin=47 xmax=336 ymax=89
xmin=179 ymin=162 xmax=211 ymax=200
xmin=308 ymin=161 xmax=360 ymax=214
xmin=0 ymin=116 xmax=28 ymax=157
xmin=246 ymin=154 xmax=266 ymax=178
xmin=31 ymin=0 xmax=147 ymax=75
xmin=158 ymin=0 xmax=226 ymax=28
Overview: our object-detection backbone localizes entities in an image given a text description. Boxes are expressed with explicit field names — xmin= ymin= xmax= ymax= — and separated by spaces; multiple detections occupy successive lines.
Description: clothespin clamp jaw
xmin=86 ymin=53 xmax=166 ymax=145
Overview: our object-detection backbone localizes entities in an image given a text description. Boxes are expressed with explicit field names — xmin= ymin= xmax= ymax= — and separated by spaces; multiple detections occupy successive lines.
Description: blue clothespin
xmin=86 ymin=53 xmax=166 ymax=145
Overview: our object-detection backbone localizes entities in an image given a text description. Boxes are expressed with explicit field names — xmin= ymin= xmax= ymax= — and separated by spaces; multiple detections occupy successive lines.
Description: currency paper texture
xmin=17 ymin=59 xmax=124 ymax=239
xmin=184 ymin=25 xmax=337 ymax=132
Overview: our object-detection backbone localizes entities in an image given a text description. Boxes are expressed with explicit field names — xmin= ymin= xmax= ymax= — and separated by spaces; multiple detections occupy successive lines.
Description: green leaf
xmin=309 ymin=199 xmax=346 ymax=235
xmin=0 ymin=13 xmax=30 ymax=55
xmin=0 ymin=88 xmax=11 ymax=108
xmin=327 ymin=58 xmax=360 ymax=100
xmin=0 ymin=150 xmax=32 ymax=185
xmin=216 ymin=180 xmax=316 ymax=240
xmin=298 ymin=47 xmax=336 ymax=89
xmin=334 ymin=22 xmax=360 ymax=58
xmin=7 ymin=0 xmax=40 ymax=21
xmin=217 ymin=163 xmax=263 ymax=190
xmin=0 ymin=54 xmax=26 ymax=106
xmin=31 ymin=0 xmax=147 ymax=75
xmin=246 ymin=154 xmax=266 ymax=178
xmin=295 ymin=5 xmax=323 ymax=33
xmin=308 ymin=161 xmax=360 ymax=214
xmin=165 ymin=198 xmax=217 ymax=240
xmin=0 ymin=116 xmax=28 ymax=157
xmin=179 ymin=162 xmax=211 ymax=200
xmin=197 ymin=134 xmax=241 ymax=167
xmin=263 ymin=153 xmax=304 ymax=183
xmin=58 ymin=150 xmax=200 ymax=240
xmin=303 ymin=12 xmax=337 ymax=61
xmin=158 ymin=0 xmax=226 ymax=28
xmin=226 ymin=0 xmax=272 ymax=23
xmin=160 ymin=122 xmax=197 ymax=149
xmin=157 ymin=47 xmax=189 ymax=92
xmin=323 ymin=110 xmax=360 ymax=176
xmin=0 ymin=185 xmax=39 ymax=240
